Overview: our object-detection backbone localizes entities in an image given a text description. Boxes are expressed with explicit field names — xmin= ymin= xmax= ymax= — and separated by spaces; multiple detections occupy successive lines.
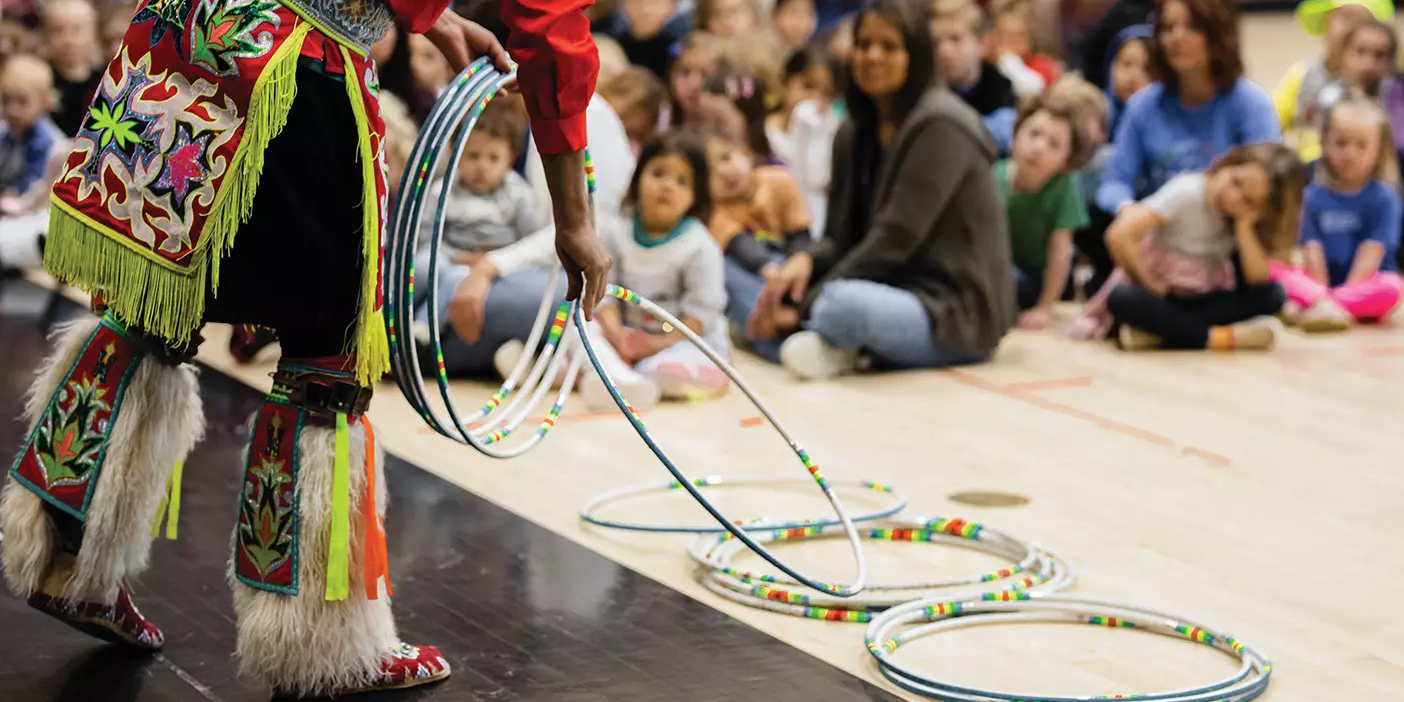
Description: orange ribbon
xmin=362 ymin=421 xmax=393 ymax=599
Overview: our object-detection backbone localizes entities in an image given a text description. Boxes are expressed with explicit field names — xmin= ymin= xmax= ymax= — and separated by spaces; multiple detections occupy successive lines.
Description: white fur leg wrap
xmin=1 ymin=316 xmax=205 ymax=602
xmin=231 ymin=417 xmax=396 ymax=696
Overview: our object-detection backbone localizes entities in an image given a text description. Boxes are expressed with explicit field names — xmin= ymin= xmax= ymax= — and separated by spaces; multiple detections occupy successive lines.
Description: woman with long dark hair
xmin=741 ymin=0 xmax=1014 ymax=379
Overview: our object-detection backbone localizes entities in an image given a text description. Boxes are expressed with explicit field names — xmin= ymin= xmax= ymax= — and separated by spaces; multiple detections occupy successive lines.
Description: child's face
xmin=706 ymin=0 xmax=757 ymax=36
xmin=1325 ymin=3 xmax=1374 ymax=52
xmin=696 ymin=91 xmax=748 ymax=145
xmin=622 ymin=0 xmax=675 ymax=39
xmin=408 ymin=34 xmax=450 ymax=91
xmin=853 ymin=14 xmax=911 ymax=101
xmin=782 ymin=64 xmax=835 ymax=113
xmin=1 ymin=77 xmax=48 ymax=133
xmin=45 ymin=4 xmax=98 ymax=68
xmin=1206 ymin=163 xmax=1268 ymax=219
xmin=1110 ymin=39 xmax=1151 ymax=104
xmin=457 ymin=132 xmax=515 ymax=195
xmin=637 ymin=152 xmax=696 ymax=226
xmin=929 ymin=17 xmax=980 ymax=87
xmin=670 ymin=49 xmax=715 ymax=119
xmin=1323 ymin=112 xmax=1382 ymax=185
xmin=994 ymin=12 xmax=1032 ymax=58
xmin=772 ymin=0 xmax=816 ymax=48
xmin=1011 ymin=109 xmax=1074 ymax=187
xmin=620 ymin=105 xmax=658 ymax=147
xmin=707 ymin=137 xmax=753 ymax=201
xmin=1341 ymin=27 xmax=1393 ymax=93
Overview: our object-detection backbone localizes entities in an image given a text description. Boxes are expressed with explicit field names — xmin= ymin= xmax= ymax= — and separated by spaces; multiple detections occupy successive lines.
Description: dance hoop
xmin=383 ymin=58 xmax=871 ymax=598
xmin=579 ymin=476 xmax=908 ymax=533
xmin=866 ymin=594 xmax=1271 ymax=701
xmin=689 ymin=518 xmax=1072 ymax=622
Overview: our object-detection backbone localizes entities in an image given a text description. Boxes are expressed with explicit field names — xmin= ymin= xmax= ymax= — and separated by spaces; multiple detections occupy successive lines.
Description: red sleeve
xmin=389 ymin=0 xmax=451 ymax=34
xmin=501 ymin=0 xmax=598 ymax=154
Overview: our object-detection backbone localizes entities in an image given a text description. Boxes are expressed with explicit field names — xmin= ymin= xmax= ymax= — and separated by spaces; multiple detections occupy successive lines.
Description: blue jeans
xmin=1014 ymin=266 xmax=1043 ymax=310
xmin=805 ymin=279 xmax=979 ymax=369
xmin=724 ymin=256 xmax=785 ymax=361
xmin=438 ymin=267 xmax=565 ymax=376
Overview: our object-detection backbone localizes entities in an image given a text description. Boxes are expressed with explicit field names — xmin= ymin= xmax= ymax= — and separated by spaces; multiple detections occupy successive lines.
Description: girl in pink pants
xmin=1276 ymin=98 xmax=1403 ymax=331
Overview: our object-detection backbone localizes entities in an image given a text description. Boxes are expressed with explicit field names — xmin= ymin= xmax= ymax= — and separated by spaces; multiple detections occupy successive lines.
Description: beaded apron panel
xmin=10 ymin=316 xmax=148 ymax=521
xmin=276 ymin=0 xmax=395 ymax=53
xmin=234 ymin=399 xmax=305 ymax=595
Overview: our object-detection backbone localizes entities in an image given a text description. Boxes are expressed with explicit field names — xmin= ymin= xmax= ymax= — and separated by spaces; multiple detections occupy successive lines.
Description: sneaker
xmin=1279 ymin=300 xmax=1303 ymax=326
xmin=493 ymin=339 xmax=526 ymax=380
xmin=779 ymin=331 xmax=858 ymax=380
xmin=653 ymin=361 xmax=729 ymax=400
xmin=1117 ymin=324 xmax=1161 ymax=351
xmin=1227 ymin=316 xmax=1282 ymax=350
xmin=579 ymin=370 xmax=661 ymax=413
xmin=1299 ymin=298 xmax=1351 ymax=333
xmin=27 ymin=554 xmax=164 ymax=651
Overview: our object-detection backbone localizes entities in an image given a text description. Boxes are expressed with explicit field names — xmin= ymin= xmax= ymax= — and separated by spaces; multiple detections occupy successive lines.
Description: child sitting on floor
xmin=423 ymin=95 xmax=545 ymax=266
xmin=1067 ymin=143 xmax=1307 ymax=351
xmin=491 ymin=131 xmax=729 ymax=410
xmin=1297 ymin=18 xmax=1398 ymax=162
xmin=997 ymin=93 xmax=1088 ymax=330
xmin=1275 ymin=98 xmax=1402 ymax=330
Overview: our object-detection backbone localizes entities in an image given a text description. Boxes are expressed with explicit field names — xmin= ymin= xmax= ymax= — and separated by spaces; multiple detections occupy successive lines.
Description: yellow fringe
xmin=44 ymin=21 xmax=313 ymax=347
xmin=339 ymin=45 xmax=390 ymax=386
xmin=325 ymin=412 xmax=351 ymax=601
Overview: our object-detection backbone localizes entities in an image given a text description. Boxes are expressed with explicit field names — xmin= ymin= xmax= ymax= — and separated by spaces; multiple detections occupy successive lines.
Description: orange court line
xmin=1002 ymin=376 xmax=1094 ymax=392
xmin=739 ymin=416 xmax=764 ymax=428
xmin=944 ymin=369 xmax=1228 ymax=465
xmin=1363 ymin=345 xmax=1404 ymax=357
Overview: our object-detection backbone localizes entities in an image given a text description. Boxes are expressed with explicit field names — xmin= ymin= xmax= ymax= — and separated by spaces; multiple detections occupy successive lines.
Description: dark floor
xmin=0 ymin=281 xmax=900 ymax=702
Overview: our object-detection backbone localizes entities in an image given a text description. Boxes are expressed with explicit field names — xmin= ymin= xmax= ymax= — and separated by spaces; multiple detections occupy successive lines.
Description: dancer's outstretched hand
xmin=425 ymin=11 xmax=512 ymax=75
xmin=557 ymin=221 xmax=612 ymax=320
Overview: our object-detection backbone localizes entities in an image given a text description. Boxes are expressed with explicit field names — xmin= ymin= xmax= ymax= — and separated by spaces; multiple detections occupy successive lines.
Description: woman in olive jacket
xmin=745 ymin=0 xmax=1015 ymax=380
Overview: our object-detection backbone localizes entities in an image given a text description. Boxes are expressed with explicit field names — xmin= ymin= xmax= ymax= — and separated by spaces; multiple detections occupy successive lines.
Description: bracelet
xmin=866 ymin=594 xmax=1271 ymax=702
xmin=579 ymin=476 xmax=907 ymax=534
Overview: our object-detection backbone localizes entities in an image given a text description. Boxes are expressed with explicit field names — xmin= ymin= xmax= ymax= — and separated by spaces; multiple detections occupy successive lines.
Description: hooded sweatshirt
xmin=803 ymin=88 xmax=1014 ymax=357
xmin=1103 ymin=24 xmax=1154 ymax=135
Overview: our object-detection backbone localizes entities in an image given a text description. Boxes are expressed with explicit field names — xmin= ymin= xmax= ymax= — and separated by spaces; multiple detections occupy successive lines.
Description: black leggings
xmin=1106 ymin=282 xmax=1286 ymax=349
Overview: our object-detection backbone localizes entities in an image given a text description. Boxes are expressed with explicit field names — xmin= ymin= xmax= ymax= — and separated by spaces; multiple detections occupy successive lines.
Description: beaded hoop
xmin=384 ymin=59 xmax=872 ymax=598
xmin=689 ymin=518 xmax=1073 ymax=623
xmin=385 ymin=58 xmax=581 ymax=457
xmin=865 ymin=594 xmax=1272 ymax=701
xmin=579 ymin=476 xmax=909 ymax=534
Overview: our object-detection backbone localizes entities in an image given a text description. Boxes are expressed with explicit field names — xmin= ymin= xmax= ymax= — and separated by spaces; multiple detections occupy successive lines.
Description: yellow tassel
xmin=338 ymin=45 xmax=390 ymax=387
xmin=165 ymin=460 xmax=183 ymax=540
xmin=325 ymin=413 xmax=351 ymax=601
xmin=148 ymin=461 xmax=184 ymax=540
xmin=44 ymin=21 xmax=313 ymax=349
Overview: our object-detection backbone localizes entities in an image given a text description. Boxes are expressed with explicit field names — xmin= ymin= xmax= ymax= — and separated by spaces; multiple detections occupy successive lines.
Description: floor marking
xmin=1001 ymin=376 xmax=1094 ymax=392
xmin=739 ymin=416 xmax=764 ymax=428
xmin=156 ymin=654 xmax=223 ymax=702
xmin=945 ymin=369 xmax=1229 ymax=465
xmin=1363 ymin=345 xmax=1404 ymax=357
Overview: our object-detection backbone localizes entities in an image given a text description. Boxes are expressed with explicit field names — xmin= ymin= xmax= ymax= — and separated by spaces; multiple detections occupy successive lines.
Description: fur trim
xmin=232 ymin=418 xmax=397 ymax=696
xmin=65 ymin=354 xmax=204 ymax=603
xmin=1 ymin=316 xmax=101 ymax=596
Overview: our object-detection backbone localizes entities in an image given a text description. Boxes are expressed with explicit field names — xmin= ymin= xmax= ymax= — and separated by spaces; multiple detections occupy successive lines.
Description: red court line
xmin=1002 ymin=376 xmax=1094 ymax=392
xmin=944 ymin=369 xmax=1229 ymax=465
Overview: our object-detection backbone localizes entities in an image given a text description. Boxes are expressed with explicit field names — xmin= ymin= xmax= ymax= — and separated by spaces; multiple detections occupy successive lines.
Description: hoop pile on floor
xmin=689 ymin=517 xmax=1073 ymax=623
xmin=382 ymin=58 xmax=872 ymax=598
xmin=866 ymin=594 xmax=1272 ymax=702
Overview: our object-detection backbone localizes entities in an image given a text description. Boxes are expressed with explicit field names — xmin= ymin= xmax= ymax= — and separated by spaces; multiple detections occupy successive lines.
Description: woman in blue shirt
xmin=1080 ymin=0 xmax=1280 ymax=291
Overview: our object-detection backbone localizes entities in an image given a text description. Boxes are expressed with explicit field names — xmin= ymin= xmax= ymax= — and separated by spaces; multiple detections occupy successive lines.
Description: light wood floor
xmin=27 ymin=12 xmax=1404 ymax=701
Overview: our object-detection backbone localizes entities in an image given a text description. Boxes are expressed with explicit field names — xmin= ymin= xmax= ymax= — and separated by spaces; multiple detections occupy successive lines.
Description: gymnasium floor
xmin=1 ymin=11 xmax=1402 ymax=702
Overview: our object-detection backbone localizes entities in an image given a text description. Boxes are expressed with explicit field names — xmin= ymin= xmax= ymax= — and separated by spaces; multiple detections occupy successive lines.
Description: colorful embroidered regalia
xmin=5 ymin=0 xmax=599 ymax=695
